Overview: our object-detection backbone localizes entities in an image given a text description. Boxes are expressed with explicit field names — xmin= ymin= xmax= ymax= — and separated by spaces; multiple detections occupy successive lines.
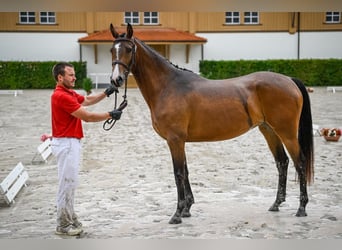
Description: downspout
xmin=79 ymin=44 xmax=83 ymax=62
xmin=201 ymin=44 xmax=204 ymax=61
xmin=186 ymin=44 xmax=190 ymax=63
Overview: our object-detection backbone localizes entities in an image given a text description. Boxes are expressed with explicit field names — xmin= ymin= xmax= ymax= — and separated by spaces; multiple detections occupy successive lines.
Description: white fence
xmin=88 ymin=73 xmax=111 ymax=89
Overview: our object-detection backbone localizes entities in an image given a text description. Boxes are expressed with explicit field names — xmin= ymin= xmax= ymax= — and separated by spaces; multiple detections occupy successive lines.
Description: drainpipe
xmin=79 ymin=44 xmax=83 ymax=62
xmin=201 ymin=44 xmax=204 ymax=61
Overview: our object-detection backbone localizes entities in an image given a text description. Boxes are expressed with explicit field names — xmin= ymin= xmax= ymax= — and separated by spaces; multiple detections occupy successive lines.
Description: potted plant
xmin=82 ymin=77 xmax=93 ymax=95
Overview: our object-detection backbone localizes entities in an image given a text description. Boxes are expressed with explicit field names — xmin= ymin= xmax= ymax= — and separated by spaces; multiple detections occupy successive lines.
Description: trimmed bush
xmin=0 ymin=61 xmax=87 ymax=89
xmin=199 ymin=59 xmax=342 ymax=86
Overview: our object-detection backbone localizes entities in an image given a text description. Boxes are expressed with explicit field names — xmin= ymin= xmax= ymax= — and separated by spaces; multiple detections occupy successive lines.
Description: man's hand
xmin=108 ymin=109 xmax=122 ymax=120
xmin=104 ymin=85 xmax=118 ymax=97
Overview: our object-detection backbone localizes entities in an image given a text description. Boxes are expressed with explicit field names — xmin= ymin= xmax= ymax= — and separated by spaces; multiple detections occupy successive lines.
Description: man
xmin=51 ymin=62 xmax=121 ymax=236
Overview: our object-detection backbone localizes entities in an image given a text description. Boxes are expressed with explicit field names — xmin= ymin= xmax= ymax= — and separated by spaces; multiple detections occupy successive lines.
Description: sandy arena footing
xmin=0 ymin=87 xmax=341 ymax=239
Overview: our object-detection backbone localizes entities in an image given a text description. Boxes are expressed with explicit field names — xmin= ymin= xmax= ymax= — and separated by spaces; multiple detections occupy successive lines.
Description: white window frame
xmin=40 ymin=12 xmax=56 ymax=24
xmin=244 ymin=12 xmax=259 ymax=24
xmin=19 ymin=12 xmax=36 ymax=24
xmin=225 ymin=12 xmax=240 ymax=25
xmin=124 ymin=12 xmax=140 ymax=25
xmin=325 ymin=12 xmax=340 ymax=23
xmin=143 ymin=12 xmax=159 ymax=25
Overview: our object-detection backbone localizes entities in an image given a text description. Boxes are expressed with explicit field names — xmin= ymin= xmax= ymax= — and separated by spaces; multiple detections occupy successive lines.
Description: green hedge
xmin=199 ymin=59 xmax=342 ymax=86
xmin=0 ymin=61 xmax=87 ymax=89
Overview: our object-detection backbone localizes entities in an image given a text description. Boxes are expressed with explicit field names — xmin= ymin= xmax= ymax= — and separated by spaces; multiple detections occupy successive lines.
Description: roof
xmin=78 ymin=27 xmax=207 ymax=45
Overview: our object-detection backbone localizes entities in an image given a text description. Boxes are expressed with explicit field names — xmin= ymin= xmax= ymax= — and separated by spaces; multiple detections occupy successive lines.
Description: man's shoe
xmin=73 ymin=218 xmax=83 ymax=229
xmin=55 ymin=224 xmax=83 ymax=236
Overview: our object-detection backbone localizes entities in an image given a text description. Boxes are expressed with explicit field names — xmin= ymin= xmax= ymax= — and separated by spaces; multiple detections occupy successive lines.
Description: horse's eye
xmin=126 ymin=47 xmax=132 ymax=53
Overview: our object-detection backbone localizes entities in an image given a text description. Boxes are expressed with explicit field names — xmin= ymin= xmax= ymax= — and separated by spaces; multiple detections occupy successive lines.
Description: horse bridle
xmin=111 ymin=37 xmax=136 ymax=83
xmin=103 ymin=37 xmax=136 ymax=131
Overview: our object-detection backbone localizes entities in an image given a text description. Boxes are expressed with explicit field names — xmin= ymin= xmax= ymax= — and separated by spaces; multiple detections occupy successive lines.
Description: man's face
xmin=58 ymin=66 xmax=76 ymax=89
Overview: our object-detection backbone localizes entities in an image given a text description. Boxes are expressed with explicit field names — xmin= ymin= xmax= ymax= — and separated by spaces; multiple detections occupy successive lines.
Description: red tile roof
xmin=78 ymin=27 xmax=207 ymax=44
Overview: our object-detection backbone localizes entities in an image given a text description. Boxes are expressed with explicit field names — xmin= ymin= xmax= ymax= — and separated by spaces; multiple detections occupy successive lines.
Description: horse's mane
xmin=135 ymin=37 xmax=193 ymax=73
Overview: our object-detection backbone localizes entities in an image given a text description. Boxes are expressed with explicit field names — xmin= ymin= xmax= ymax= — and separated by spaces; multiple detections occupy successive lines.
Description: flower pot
xmin=324 ymin=135 xmax=341 ymax=142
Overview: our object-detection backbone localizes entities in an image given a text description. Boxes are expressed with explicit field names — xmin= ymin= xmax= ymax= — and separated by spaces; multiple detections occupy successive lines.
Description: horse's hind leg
xmin=283 ymin=144 xmax=308 ymax=217
xmin=259 ymin=124 xmax=289 ymax=212
xmin=265 ymin=126 xmax=309 ymax=217
xmin=181 ymin=156 xmax=195 ymax=218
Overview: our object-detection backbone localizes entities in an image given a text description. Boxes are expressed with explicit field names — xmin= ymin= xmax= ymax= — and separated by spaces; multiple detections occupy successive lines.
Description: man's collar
xmin=56 ymin=84 xmax=75 ymax=94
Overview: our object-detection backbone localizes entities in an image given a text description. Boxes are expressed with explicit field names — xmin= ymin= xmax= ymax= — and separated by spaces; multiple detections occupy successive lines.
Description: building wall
xmin=2 ymin=12 xmax=342 ymax=33
xmin=0 ymin=32 xmax=86 ymax=61
xmin=1 ymin=31 xmax=341 ymax=81
xmin=195 ymin=12 xmax=292 ymax=32
xmin=198 ymin=32 xmax=298 ymax=60
xmin=0 ymin=12 xmax=87 ymax=31
xmin=300 ymin=31 xmax=342 ymax=58
xmin=198 ymin=31 xmax=342 ymax=60
xmin=1 ymin=12 xmax=341 ymax=85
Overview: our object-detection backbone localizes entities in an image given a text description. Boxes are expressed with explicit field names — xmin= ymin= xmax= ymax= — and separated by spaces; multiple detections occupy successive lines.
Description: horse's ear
xmin=126 ymin=23 xmax=133 ymax=39
xmin=110 ymin=23 xmax=119 ymax=39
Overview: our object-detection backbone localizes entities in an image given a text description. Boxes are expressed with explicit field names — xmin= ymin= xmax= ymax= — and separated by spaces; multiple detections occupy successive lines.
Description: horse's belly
xmin=186 ymin=112 xmax=253 ymax=142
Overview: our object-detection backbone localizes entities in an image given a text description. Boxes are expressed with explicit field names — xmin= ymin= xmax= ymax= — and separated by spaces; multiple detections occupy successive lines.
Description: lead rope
xmin=103 ymin=79 xmax=128 ymax=131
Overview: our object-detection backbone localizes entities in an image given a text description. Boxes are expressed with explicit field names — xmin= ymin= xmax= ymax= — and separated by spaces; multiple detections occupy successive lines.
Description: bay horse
xmin=109 ymin=23 xmax=314 ymax=224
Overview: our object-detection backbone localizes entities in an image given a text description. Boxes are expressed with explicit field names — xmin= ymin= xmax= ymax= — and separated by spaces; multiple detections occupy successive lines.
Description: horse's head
xmin=109 ymin=23 xmax=136 ymax=87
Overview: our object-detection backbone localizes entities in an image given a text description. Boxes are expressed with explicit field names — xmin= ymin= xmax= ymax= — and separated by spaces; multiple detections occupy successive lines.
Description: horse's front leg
xmin=167 ymin=138 xmax=187 ymax=224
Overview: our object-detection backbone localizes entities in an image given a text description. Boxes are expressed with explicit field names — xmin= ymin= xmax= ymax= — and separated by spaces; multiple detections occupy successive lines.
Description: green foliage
xmin=0 ymin=61 xmax=87 ymax=89
xmin=199 ymin=59 xmax=342 ymax=86
xmin=82 ymin=77 xmax=93 ymax=94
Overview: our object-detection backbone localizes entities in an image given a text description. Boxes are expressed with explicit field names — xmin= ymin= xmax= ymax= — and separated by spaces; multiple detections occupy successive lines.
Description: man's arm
xmin=71 ymin=106 xmax=110 ymax=122
xmin=82 ymin=85 xmax=117 ymax=106
xmin=82 ymin=92 xmax=106 ymax=107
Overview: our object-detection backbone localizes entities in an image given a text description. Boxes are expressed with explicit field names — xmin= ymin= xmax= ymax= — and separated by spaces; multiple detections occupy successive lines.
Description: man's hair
xmin=52 ymin=62 xmax=74 ymax=81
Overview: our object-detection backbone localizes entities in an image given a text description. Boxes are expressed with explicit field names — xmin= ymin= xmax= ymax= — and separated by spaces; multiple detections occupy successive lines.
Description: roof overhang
xmin=78 ymin=26 xmax=207 ymax=45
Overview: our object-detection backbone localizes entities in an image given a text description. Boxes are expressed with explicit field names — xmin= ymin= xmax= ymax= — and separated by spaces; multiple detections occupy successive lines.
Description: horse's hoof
xmin=169 ymin=216 xmax=182 ymax=224
xmin=181 ymin=208 xmax=191 ymax=218
xmin=268 ymin=205 xmax=279 ymax=212
xmin=295 ymin=207 xmax=307 ymax=217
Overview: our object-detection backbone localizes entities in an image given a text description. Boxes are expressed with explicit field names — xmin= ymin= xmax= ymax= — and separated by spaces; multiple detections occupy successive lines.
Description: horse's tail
xmin=292 ymin=77 xmax=314 ymax=184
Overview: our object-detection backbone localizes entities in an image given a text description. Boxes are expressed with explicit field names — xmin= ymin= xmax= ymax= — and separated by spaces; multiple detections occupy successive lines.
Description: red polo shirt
xmin=51 ymin=85 xmax=85 ymax=139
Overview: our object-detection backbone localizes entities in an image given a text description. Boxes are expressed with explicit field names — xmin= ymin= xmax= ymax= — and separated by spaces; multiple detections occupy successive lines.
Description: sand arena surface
xmin=0 ymin=87 xmax=341 ymax=239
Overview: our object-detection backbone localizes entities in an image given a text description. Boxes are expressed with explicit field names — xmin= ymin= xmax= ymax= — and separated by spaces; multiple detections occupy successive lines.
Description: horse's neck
xmin=132 ymin=40 xmax=174 ymax=103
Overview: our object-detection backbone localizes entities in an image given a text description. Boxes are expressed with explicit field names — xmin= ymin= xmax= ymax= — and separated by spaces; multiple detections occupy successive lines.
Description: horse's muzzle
xmin=111 ymin=75 xmax=125 ymax=87
xmin=116 ymin=75 xmax=125 ymax=87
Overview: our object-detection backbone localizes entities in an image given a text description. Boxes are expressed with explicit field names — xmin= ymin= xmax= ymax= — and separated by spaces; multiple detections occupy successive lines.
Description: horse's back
xmin=191 ymin=71 xmax=299 ymax=96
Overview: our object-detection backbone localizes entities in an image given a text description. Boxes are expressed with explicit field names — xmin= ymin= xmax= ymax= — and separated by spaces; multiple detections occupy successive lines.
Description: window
xmin=143 ymin=12 xmax=159 ymax=25
xmin=325 ymin=12 xmax=340 ymax=23
xmin=124 ymin=12 xmax=140 ymax=25
xmin=244 ymin=12 xmax=259 ymax=24
xmin=225 ymin=12 xmax=240 ymax=24
xmin=40 ymin=12 xmax=56 ymax=24
xmin=19 ymin=12 xmax=35 ymax=24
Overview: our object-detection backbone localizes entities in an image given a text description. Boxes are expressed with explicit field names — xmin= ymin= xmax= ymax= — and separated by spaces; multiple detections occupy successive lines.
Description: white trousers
xmin=51 ymin=137 xmax=81 ymax=227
